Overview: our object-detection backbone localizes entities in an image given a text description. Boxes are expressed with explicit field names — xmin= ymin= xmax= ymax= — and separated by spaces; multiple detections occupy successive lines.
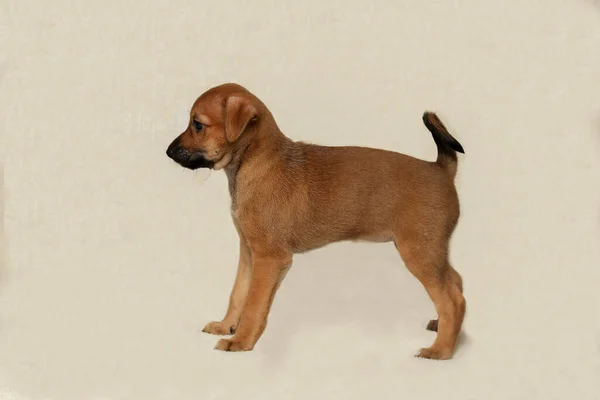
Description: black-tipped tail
xmin=422 ymin=111 xmax=464 ymax=178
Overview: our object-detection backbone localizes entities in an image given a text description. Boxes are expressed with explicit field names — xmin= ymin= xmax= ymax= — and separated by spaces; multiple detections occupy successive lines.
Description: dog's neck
xmin=224 ymin=116 xmax=291 ymax=203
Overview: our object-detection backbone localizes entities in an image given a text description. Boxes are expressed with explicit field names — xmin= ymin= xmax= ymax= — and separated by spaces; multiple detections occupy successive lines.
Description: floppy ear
xmin=223 ymin=95 xmax=258 ymax=142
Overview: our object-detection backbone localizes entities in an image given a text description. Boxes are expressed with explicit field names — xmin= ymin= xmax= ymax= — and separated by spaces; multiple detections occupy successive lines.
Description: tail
xmin=422 ymin=111 xmax=464 ymax=179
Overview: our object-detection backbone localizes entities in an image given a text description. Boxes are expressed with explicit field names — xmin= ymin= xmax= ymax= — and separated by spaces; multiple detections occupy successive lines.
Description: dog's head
xmin=166 ymin=83 xmax=259 ymax=170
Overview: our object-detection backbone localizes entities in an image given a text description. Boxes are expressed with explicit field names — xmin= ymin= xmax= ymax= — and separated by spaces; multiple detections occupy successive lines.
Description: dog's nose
xmin=167 ymin=145 xmax=191 ymax=162
xmin=166 ymin=146 xmax=175 ymax=159
xmin=167 ymin=144 xmax=186 ymax=160
xmin=166 ymin=137 xmax=182 ymax=160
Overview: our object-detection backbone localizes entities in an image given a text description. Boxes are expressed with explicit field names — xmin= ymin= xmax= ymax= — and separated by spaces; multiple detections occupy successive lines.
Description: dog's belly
xmin=352 ymin=232 xmax=395 ymax=243
xmin=289 ymin=227 xmax=394 ymax=253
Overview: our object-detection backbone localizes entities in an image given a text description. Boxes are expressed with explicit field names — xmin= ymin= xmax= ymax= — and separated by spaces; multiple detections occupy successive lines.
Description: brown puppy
xmin=166 ymin=83 xmax=466 ymax=360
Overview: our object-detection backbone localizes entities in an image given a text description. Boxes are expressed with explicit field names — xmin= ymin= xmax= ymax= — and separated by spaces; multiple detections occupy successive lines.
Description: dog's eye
xmin=193 ymin=120 xmax=204 ymax=131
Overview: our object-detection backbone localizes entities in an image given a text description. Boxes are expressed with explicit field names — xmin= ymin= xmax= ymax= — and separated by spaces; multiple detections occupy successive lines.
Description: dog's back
xmin=236 ymin=115 xmax=463 ymax=253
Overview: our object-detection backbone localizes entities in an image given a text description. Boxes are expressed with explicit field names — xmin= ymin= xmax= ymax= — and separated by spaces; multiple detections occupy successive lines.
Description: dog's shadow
xmin=256 ymin=242 xmax=467 ymax=365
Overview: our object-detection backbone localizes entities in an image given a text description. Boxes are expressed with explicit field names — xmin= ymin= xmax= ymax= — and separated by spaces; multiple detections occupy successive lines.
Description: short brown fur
xmin=166 ymin=83 xmax=467 ymax=360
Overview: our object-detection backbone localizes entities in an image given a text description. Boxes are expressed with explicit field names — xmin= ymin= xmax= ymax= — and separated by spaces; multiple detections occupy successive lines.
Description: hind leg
xmin=395 ymin=239 xmax=466 ymax=360
xmin=426 ymin=266 xmax=463 ymax=332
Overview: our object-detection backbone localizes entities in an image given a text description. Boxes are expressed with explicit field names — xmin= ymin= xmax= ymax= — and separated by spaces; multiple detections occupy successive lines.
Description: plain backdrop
xmin=1 ymin=1 xmax=600 ymax=399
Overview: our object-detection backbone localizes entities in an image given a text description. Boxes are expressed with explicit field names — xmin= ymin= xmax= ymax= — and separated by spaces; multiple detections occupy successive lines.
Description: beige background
xmin=2 ymin=0 xmax=600 ymax=399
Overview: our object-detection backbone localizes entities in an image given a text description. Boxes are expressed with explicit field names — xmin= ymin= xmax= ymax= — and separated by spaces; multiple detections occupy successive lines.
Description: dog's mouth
xmin=166 ymin=145 xmax=216 ymax=170
xmin=179 ymin=155 xmax=215 ymax=170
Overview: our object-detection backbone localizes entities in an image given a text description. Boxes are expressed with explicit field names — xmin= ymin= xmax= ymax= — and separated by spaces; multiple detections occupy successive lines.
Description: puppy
xmin=166 ymin=83 xmax=466 ymax=360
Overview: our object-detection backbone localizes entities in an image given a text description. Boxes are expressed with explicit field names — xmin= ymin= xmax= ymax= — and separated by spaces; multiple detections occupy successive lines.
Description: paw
xmin=214 ymin=338 xmax=254 ymax=352
xmin=202 ymin=321 xmax=237 ymax=336
xmin=415 ymin=346 xmax=452 ymax=360
xmin=426 ymin=319 xmax=438 ymax=332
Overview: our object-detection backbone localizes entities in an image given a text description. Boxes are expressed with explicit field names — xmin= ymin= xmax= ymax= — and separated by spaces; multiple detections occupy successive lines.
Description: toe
xmin=202 ymin=321 xmax=233 ymax=336
xmin=415 ymin=346 xmax=452 ymax=360
xmin=215 ymin=338 xmax=233 ymax=351
xmin=214 ymin=338 xmax=253 ymax=352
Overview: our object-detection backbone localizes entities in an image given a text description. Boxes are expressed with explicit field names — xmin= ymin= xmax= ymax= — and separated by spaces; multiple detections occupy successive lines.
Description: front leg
xmin=215 ymin=251 xmax=292 ymax=352
xmin=202 ymin=232 xmax=252 ymax=335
